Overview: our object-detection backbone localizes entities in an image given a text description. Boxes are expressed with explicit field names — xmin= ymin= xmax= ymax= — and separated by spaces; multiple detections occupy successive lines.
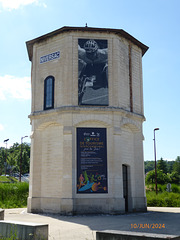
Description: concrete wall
xmin=28 ymin=29 xmax=147 ymax=214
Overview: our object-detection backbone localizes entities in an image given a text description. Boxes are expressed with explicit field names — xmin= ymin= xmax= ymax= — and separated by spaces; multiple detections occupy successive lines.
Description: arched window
xmin=44 ymin=76 xmax=54 ymax=110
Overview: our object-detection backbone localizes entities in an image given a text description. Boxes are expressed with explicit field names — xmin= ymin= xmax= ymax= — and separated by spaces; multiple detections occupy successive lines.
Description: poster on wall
xmin=77 ymin=128 xmax=108 ymax=194
xmin=78 ymin=39 xmax=108 ymax=105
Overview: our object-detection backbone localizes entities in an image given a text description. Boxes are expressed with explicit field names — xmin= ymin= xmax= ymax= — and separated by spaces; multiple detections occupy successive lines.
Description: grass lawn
xmin=0 ymin=176 xmax=18 ymax=183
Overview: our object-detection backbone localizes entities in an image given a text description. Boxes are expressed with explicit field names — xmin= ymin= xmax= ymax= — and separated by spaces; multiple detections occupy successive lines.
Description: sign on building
xmin=77 ymin=128 xmax=108 ymax=193
xmin=78 ymin=39 xmax=108 ymax=105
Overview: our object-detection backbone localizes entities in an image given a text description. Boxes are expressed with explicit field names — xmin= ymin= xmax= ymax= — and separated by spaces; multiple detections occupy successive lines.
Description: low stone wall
xmin=0 ymin=220 xmax=48 ymax=240
xmin=96 ymin=230 xmax=180 ymax=240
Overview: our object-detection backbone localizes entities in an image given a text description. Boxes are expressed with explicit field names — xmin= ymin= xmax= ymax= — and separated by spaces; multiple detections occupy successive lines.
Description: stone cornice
xmin=28 ymin=106 xmax=145 ymax=122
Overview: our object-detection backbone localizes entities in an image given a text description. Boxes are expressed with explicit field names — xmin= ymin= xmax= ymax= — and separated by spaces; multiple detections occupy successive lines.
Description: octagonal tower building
xmin=26 ymin=26 xmax=148 ymax=214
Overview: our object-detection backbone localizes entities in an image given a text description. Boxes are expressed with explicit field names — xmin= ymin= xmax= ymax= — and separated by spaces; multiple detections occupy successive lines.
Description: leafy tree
xmin=0 ymin=147 xmax=9 ymax=175
xmin=168 ymin=171 xmax=180 ymax=184
xmin=0 ymin=142 xmax=30 ymax=177
xmin=0 ymin=148 xmax=5 ymax=175
xmin=145 ymin=156 xmax=180 ymax=185
xmin=146 ymin=169 xmax=170 ymax=185
xmin=7 ymin=154 xmax=16 ymax=176
xmin=21 ymin=149 xmax=30 ymax=174
xmin=145 ymin=170 xmax=155 ymax=184
xmin=173 ymin=156 xmax=180 ymax=175
xmin=144 ymin=161 xmax=155 ymax=173
xmin=157 ymin=158 xmax=168 ymax=174
xmin=167 ymin=161 xmax=175 ymax=174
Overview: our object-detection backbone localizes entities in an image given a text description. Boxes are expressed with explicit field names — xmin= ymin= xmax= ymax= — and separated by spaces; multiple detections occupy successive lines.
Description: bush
xmin=0 ymin=182 xmax=29 ymax=208
xmin=168 ymin=171 xmax=180 ymax=184
xmin=146 ymin=186 xmax=180 ymax=207
xmin=146 ymin=184 xmax=167 ymax=193
xmin=171 ymin=184 xmax=180 ymax=193
xmin=146 ymin=192 xmax=164 ymax=207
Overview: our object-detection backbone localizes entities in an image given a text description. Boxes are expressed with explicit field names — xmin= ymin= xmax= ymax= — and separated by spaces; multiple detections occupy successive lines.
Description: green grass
xmin=146 ymin=184 xmax=180 ymax=207
xmin=0 ymin=176 xmax=18 ymax=183
xmin=0 ymin=181 xmax=179 ymax=209
xmin=0 ymin=182 xmax=29 ymax=208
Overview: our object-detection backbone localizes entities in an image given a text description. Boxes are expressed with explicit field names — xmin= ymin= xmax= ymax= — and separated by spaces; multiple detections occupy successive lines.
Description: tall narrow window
xmin=44 ymin=76 xmax=54 ymax=110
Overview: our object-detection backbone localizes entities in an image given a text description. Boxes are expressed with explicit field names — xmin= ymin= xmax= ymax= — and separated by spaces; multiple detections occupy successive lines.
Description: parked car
xmin=12 ymin=173 xmax=20 ymax=178
xmin=23 ymin=173 xmax=29 ymax=178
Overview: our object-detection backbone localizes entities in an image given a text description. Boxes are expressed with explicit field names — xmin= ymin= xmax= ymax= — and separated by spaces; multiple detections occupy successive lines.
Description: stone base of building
xmin=27 ymin=197 xmax=147 ymax=215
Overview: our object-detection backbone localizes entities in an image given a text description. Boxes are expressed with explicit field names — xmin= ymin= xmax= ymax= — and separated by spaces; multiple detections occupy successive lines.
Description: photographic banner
xmin=78 ymin=39 xmax=108 ymax=105
xmin=77 ymin=128 xmax=108 ymax=194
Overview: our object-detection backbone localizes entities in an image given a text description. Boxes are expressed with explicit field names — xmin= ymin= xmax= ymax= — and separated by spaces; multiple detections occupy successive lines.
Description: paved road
xmin=4 ymin=207 xmax=180 ymax=240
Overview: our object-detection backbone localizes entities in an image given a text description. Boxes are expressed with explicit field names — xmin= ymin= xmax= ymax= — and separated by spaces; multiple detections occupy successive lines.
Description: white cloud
xmin=0 ymin=0 xmax=47 ymax=10
xmin=0 ymin=75 xmax=31 ymax=100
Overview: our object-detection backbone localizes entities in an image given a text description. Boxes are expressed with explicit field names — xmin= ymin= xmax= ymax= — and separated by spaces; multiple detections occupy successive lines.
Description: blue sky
xmin=0 ymin=0 xmax=179 ymax=161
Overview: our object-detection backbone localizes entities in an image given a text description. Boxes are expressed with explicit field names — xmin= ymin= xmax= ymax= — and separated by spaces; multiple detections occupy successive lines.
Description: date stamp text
xmin=131 ymin=223 xmax=165 ymax=229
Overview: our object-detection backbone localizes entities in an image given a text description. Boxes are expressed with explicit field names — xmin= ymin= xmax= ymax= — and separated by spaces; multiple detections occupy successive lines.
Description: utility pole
xmin=3 ymin=139 xmax=9 ymax=176
xmin=154 ymin=128 xmax=159 ymax=195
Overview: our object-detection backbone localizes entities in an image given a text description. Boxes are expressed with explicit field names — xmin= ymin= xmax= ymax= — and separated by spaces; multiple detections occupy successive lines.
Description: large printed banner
xmin=78 ymin=39 xmax=108 ymax=106
xmin=77 ymin=128 xmax=108 ymax=194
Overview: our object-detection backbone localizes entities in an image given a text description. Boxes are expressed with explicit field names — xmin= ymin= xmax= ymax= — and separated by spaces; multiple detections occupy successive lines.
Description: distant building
xmin=26 ymin=26 xmax=148 ymax=214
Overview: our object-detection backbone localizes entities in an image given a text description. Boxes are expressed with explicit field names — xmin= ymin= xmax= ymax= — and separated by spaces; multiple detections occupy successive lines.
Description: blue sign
xmin=40 ymin=51 xmax=60 ymax=64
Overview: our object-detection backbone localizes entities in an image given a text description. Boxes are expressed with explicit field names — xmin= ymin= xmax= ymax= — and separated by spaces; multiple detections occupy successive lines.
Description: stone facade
xmin=26 ymin=26 xmax=148 ymax=214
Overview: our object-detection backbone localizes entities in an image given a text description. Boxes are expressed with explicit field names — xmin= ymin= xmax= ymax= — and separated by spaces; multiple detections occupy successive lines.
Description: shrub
xmin=0 ymin=182 xmax=29 ymax=208
xmin=169 ymin=171 xmax=180 ymax=184
xmin=146 ymin=188 xmax=180 ymax=207
xmin=171 ymin=184 xmax=180 ymax=193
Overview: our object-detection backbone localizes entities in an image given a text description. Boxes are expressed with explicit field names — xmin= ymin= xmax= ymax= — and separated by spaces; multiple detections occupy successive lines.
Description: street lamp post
xmin=19 ymin=136 xmax=28 ymax=182
xmin=3 ymin=139 xmax=9 ymax=176
xmin=153 ymin=128 xmax=159 ymax=195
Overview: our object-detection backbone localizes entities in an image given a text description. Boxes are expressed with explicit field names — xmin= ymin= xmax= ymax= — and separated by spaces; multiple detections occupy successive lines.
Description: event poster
xmin=78 ymin=39 xmax=108 ymax=106
xmin=77 ymin=128 xmax=108 ymax=194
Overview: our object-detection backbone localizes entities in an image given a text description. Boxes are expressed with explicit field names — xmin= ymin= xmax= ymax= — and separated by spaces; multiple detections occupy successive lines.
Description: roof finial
xmin=85 ymin=23 xmax=88 ymax=27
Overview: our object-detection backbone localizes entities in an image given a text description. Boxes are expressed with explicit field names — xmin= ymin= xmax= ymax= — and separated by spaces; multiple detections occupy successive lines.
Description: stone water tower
xmin=26 ymin=26 xmax=148 ymax=214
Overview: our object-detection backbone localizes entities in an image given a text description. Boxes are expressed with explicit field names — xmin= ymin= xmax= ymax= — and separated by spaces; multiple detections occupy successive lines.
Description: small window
xmin=44 ymin=76 xmax=54 ymax=110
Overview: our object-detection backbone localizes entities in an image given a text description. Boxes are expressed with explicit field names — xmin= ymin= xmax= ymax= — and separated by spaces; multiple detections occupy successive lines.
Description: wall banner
xmin=78 ymin=39 xmax=108 ymax=105
xmin=77 ymin=128 xmax=108 ymax=194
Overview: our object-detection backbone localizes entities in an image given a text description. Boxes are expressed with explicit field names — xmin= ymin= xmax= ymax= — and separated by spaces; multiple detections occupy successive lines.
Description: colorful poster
xmin=77 ymin=128 xmax=108 ymax=193
xmin=78 ymin=39 xmax=108 ymax=105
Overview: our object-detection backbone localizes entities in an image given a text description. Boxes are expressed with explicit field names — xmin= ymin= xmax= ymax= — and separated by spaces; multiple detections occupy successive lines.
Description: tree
xmin=0 ymin=142 xmax=30 ymax=176
xmin=145 ymin=157 xmax=180 ymax=185
xmin=157 ymin=158 xmax=168 ymax=174
xmin=144 ymin=161 xmax=155 ymax=173
xmin=173 ymin=156 xmax=180 ymax=175
xmin=0 ymin=148 xmax=6 ymax=175
xmin=168 ymin=171 xmax=180 ymax=184
xmin=21 ymin=149 xmax=30 ymax=174
xmin=145 ymin=170 xmax=155 ymax=184
xmin=146 ymin=169 xmax=170 ymax=185
xmin=7 ymin=154 xmax=16 ymax=176
xmin=166 ymin=160 xmax=175 ymax=174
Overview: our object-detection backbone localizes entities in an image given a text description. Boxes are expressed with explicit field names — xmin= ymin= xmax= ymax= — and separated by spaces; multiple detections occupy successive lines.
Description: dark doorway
xmin=122 ymin=165 xmax=128 ymax=212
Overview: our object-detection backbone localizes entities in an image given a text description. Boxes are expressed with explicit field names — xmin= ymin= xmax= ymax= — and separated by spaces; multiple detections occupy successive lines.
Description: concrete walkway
xmin=4 ymin=207 xmax=180 ymax=240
